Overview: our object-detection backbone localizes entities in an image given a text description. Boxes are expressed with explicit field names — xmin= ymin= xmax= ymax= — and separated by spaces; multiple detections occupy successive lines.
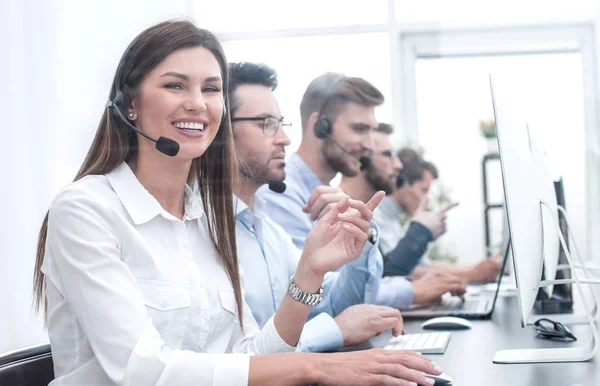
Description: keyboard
xmin=384 ymin=332 xmax=451 ymax=354
xmin=429 ymin=296 xmax=489 ymax=312
xmin=439 ymin=298 xmax=481 ymax=311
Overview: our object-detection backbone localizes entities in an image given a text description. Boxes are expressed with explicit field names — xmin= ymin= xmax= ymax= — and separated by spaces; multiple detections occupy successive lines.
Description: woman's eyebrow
xmin=160 ymin=71 xmax=188 ymax=81
xmin=204 ymin=76 xmax=222 ymax=83
xmin=159 ymin=73 xmax=222 ymax=83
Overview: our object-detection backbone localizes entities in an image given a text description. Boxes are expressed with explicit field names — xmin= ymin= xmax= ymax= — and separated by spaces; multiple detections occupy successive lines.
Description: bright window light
xmin=223 ymin=33 xmax=392 ymax=154
xmin=194 ymin=0 xmax=388 ymax=33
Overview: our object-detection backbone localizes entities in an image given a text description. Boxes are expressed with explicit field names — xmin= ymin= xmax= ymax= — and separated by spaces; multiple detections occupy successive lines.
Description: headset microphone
xmin=107 ymin=101 xmax=180 ymax=157
xmin=267 ymin=181 xmax=287 ymax=193
xmin=239 ymin=168 xmax=287 ymax=193
xmin=359 ymin=155 xmax=371 ymax=171
xmin=106 ymin=38 xmax=181 ymax=157
xmin=329 ymin=138 xmax=372 ymax=171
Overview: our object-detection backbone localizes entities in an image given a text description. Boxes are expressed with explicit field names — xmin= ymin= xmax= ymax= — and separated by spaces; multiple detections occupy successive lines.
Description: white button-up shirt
xmin=41 ymin=162 xmax=293 ymax=386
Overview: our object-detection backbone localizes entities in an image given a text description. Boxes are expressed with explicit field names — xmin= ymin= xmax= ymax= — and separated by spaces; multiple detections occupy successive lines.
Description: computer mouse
xmin=421 ymin=316 xmax=473 ymax=330
xmin=418 ymin=371 xmax=453 ymax=385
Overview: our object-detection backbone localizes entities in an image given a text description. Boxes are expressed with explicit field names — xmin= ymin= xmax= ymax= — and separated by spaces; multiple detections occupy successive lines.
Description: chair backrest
xmin=0 ymin=343 xmax=54 ymax=386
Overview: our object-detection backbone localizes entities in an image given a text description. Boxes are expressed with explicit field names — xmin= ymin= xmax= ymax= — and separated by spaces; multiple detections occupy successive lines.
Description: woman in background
xmin=33 ymin=20 xmax=441 ymax=386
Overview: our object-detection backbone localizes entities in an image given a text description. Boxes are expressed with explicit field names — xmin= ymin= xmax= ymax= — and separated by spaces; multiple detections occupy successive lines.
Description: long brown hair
xmin=33 ymin=20 xmax=244 ymax=323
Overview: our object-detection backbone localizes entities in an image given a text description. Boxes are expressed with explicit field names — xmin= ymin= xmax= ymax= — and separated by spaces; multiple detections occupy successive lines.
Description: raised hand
xmin=412 ymin=197 xmax=458 ymax=240
xmin=301 ymin=191 xmax=385 ymax=279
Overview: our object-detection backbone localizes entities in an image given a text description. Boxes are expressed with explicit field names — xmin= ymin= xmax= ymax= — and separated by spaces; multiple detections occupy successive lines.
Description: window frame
xmin=396 ymin=22 xmax=600 ymax=262
xmin=195 ymin=0 xmax=600 ymax=262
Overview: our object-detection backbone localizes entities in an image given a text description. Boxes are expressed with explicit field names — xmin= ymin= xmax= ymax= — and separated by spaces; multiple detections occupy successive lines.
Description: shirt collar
xmin=106 ymin=162 xmax=203 ymax=225
xmin=233 ymin=194 xmax=268 ymax=224
xmin=233 ymin=194 xmax=249 ymax=217
xmin=381 ymin=196 xmax=411 ymax=226
xmin=380 ymin=195 xmax=404 ymax=219
xmin=288 ymin=153 xmax=322 ymax=192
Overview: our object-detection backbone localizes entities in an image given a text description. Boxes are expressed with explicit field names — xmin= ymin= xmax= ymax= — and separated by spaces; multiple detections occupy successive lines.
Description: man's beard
xmin=364 ymin=166 xmax=394 ymax=194
xmin=322 ymin=139 xmax=359 ymax=177
xmin=239 ymin=157 xmax=284 ymax=184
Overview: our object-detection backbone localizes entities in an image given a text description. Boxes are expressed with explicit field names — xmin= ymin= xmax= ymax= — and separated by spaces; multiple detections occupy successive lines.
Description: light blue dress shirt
xmin=258 ymin=153 xmax=415 ymax=309
xmin=235 ymin=195 xmax=377 ymax=352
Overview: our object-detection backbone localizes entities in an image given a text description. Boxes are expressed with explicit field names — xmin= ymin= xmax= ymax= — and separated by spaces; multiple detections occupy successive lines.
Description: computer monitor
xmin=490 ymin=75 xmax=598 ymax=363
xmin=491 ymin=78 xmax=547 ymax=326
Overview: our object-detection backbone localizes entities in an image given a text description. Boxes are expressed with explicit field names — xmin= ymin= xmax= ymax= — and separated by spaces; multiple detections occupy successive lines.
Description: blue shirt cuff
xmin=297 ymin=313 xmax=343 ymax=352
xmin=375 ymin=276 xmax=415 ymax=309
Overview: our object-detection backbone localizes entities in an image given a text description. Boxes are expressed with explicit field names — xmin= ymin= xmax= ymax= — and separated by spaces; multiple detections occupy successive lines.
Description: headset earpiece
xmin=119 ymin=86 xmax=132 ymax=119
xmin=314 ymin=117 xmax=332 ymax=139
xmin=314 ymin=75 xmax=345 ymax=140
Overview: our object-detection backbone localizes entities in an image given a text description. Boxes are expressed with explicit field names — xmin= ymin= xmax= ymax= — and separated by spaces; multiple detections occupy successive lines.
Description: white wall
xmin=0 ymin=0 xmax=192 ymax=354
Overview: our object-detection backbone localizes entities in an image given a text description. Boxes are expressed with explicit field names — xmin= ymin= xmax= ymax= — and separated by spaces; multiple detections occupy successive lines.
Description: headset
xmin=313 ymin=75 xmax=372 ymax=171
xmin=106 ymin=39 xmax=228 ymax=157
xmin=314 ymin=75 xmax=346 ymax=140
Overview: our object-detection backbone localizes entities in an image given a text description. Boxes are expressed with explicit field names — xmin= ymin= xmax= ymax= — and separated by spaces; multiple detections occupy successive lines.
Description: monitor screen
xmin=491 ymin=75 xmax=547 ymax=326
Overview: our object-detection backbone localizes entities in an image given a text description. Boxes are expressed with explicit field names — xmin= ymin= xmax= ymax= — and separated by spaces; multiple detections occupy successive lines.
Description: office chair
xmin=0 ymin=343 xmax=54 ymax=385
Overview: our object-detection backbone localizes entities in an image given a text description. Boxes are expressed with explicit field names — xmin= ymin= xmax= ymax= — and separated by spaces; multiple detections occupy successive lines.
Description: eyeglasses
xmin=372 ymin=150 xmax=394 ymax=159
xmin=533 ymin=318 xmax=577 ymax=342
xmin=231 ymin=116 xmax=291 ymax=137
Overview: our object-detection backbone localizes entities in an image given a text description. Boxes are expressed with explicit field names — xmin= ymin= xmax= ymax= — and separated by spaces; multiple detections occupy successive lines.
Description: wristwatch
xmin=287 ymin=275 xmax=324 ymax=306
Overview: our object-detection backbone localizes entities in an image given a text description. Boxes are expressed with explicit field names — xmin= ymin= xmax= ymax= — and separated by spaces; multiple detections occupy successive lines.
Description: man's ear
xmin=307 ymin=111 xmax=320 ymax=135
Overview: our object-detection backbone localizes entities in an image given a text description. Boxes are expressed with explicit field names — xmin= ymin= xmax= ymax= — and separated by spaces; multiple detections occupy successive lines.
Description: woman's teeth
xmin=174 ymin=122 xmax=204 ymax=131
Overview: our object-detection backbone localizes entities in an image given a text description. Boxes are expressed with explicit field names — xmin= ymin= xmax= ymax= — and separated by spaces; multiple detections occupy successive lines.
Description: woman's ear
xmin=128 ymin=97 xmax=137 ymax=121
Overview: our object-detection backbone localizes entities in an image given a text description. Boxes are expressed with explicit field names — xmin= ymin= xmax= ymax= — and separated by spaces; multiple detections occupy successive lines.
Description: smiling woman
xmin=30 ymin=19 xmax=442 ymax=386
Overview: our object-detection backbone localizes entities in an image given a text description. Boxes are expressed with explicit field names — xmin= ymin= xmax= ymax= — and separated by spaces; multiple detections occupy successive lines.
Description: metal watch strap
xmin=287 ymin=275 xmax=324 ymax=306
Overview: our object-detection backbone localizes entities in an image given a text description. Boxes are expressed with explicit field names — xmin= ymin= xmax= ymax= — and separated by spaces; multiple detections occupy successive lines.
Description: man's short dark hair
xmin=228 ymin=62 xmax=278 ymax=116
xmin=397 ymin=147 xmax=439 ymax=185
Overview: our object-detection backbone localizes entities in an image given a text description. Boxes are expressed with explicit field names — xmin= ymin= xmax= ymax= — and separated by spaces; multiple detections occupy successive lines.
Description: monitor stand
xmin=528 ymin=205 xmax=598 ymax=325
xmin=493 ymin=201 xmax=599 ymax=363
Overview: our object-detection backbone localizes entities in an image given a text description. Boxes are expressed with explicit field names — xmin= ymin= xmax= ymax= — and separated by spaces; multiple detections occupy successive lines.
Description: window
xmin=395 ymin=0 xmax=595 ymax=23
xmin=415 ymin=53 xmax=586 ymax=265
xmin=223 ymin=33 xmax=392 ymax=153
xmin=195 ymin=0 xmax=387 ymax=33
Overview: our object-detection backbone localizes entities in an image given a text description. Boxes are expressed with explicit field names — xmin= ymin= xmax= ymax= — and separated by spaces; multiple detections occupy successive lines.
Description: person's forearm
xmin=312 ymin=247 xmax=375 ymax=317
xmin=429 ymin=262 xmax=473 ymax=282
xmin=249 ymin=352 xmax=321 ymax=385
xmin=273 ymin=258 xmax=324 ymax=346
xmin=384 ymin=222 xmax=432 ymax=275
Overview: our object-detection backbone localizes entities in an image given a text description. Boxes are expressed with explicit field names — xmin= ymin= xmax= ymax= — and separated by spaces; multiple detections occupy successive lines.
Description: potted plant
xmin=479 ymin=119 xmax=498 ymax=153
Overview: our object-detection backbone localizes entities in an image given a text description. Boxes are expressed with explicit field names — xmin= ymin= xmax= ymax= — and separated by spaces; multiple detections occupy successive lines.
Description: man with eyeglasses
xmin=229 ymin=62 xmax=405 ymax=352
xmin=340 ymin=123 xmax=467 ymax=305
